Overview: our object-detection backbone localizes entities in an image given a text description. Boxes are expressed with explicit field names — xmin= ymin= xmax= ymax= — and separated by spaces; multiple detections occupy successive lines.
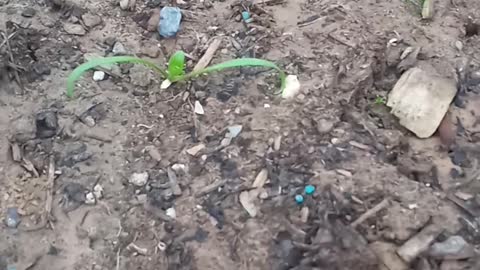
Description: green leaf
xmin=167 ymin=51 xmax=186 ymax=81
xmin=66 ymin=56 xmax=168 ymax=98
xmin=176 ymin=58 xmax=286 ymax=91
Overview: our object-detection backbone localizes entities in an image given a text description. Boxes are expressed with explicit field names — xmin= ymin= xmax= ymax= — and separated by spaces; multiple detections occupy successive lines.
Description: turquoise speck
xmin=295 ymin=194 xmax=304 ymax=204
xmin=241 ymin=11 xmax=251 ymax=21
xmin=304 ymin=185 xmax=315 ymax=195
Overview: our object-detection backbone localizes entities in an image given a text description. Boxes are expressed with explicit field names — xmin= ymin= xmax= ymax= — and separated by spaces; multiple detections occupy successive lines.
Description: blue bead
xmin=295 ymin=194 xmax=304 ymax=204
xmin=304 ymin=185 xmax=315 ymax=195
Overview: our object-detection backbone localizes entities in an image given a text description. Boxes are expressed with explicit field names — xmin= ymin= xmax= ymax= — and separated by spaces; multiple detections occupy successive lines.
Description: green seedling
xmin=66 ymin=51 xmax=286 ymax=98
xmin=374 ymin=96 xmax=386 ymax=105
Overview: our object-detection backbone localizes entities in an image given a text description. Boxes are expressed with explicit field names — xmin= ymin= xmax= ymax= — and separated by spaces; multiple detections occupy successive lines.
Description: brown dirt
xmin=1 ymin=0 xmax=480 ymax=269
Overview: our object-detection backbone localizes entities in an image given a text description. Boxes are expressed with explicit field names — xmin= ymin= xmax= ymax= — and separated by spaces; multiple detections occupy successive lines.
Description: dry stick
xmin=350 ymin=198 xmax=389 ymax=228
xmin=21 ymin=155 xmax=55 ymax=232
xmin=2 ymin=31 xmax=25 ymax=95
xmin=193 ymin=38 xmax=222 ymax=72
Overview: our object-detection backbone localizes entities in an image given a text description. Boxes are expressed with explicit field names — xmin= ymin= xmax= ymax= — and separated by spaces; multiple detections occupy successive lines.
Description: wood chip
xmin=186 ymin=143 xmax=205 ymax=156
xmin=252 ymin=168 xmax=268 ymax=188
xmin=193 ymin=39 xmax=222 ymax=72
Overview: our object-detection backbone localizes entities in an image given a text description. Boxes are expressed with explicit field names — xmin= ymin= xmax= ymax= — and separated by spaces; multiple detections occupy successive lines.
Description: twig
xmin=195 ymin=179 xmax=227 ymax=197
xmin=0 ymin=31 xmax=16 ymax=50
xmin=350 ymin=198 xmax=389 ymax=228
xmin=21 ymin=156 xmax=56 ymax=232
xmin=1 ymin=31 xmax=24 ymax=94
xmin=193 ymin=38 xmax=222 ymax=72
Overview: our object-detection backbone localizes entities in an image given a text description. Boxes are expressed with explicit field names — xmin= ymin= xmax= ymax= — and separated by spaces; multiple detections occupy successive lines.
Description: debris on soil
xmin=387 ymin=67 xmax=457 ymax=138
xmin=35 ymin=110 xmax=58 ymax=139
xmin=5 ymin=208 xmax=21 ymax=228
xmin=282 ymin=75 xmax=301 ymax=99
xmin=186 ymin=143 xmax=205 ymax=156
xmin=437 ymin=114 xmax=456 ymax=147
xmin=129 ymin=172 xmax=149 ymax=187
xmin=397 ymin=223 xmax=444 ymax=263
xmin=158 ymin=7 xmax=182 ymax=38
xmin=112 ymin=41 xmax=127 ymax=55
xmin=63 ymin=23 xmax=86 ymax=35
xmin=194 ymin=100 xmax=204 ymax=115
xmin=428 ymin=235 xmax=476 ymax=260
xmin=421 ymin=0 xmax=434 ymax=19
xmin=227 ymin=125 xmax=242 ymax=138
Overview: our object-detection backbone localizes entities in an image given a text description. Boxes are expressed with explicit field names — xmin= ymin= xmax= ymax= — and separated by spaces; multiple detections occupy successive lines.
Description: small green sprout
xmin=66 ymin=51 xmax=286 ymax=98
xmin=374 ymin=96 xmax=386 ymax=105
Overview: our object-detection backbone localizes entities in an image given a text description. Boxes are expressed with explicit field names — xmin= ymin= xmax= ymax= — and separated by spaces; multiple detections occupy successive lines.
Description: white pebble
xmin=93 ymin=71 xmax=105 ymax=81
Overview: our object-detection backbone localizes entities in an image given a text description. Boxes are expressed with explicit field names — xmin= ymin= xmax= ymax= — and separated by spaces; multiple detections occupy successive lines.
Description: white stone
xmin=93 ymin=71 xmax=105 ymax=81
xmin=129 ymin=172 xmax=149 ymax=186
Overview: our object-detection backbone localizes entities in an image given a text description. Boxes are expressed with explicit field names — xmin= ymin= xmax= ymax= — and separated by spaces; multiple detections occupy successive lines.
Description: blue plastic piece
xmin=241 ymin=11 xmax=253 ymax=23
xmin=295 ymin=194 xmax=304 ymax=204
xmin=304 ymin=185 xmax=315 ymax=195
xmin=241 ymin=11 xmax=250 ymax=20
xmin=158 ymin=7 xmax=182 ymax=38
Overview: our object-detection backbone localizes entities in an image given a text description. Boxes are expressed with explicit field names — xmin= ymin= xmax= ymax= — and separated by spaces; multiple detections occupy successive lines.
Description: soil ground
xmin=1 ymin=0 xmax=480 ymax=269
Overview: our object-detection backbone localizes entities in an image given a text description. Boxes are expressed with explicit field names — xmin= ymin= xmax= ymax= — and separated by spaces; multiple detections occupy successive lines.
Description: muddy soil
xmin=1 ymin=0 xmax=480 ymax=269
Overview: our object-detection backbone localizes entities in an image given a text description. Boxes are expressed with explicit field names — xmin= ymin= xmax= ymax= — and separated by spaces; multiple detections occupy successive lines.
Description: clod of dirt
xmin=35 ymin=110 xmax=58 ymax=139
xmin=271 ymin=231 xmax=302 ymax=270
xmin=81 ymin=13 xmax=102 ymax=28
xmin=60 ymin=142 xmax=92 ymax=167
xmin=61 ymin=182 xmax=88 ymax=210
xmin=21 ymin=7 xmax=36 ymax=17
xmin=387 ymin=67 xmax=457 ymax=138
xmin=465 ymin=21 xmax=479 ymax=37
xmin=79 ymin=103 xmax=107 ymax=127
xmin=147 ymin=9 xmax=160 ymax=32
xmin=63 ymin=23 xmax=86 ymax=35
xmin=437 ymin=114 xmax=456 ymax=147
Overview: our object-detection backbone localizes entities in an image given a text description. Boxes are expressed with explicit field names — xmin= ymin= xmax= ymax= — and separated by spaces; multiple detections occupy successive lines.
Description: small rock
xmin=252 ymin=168 xmax=268 ymax=188
xmin=158 ymin=7 xmax=182 ymax=38
xmin=93 ymin=71 xmax=106 ymax=81
xmin=119 ymin=0 xmax=135 ymax=10
xmin=82 ymin=13 xmax=102 ymax=28
xmin=130 ymin=172 xmax=149 ymax=186
xmin=166 ymin=207 xmax=176 ymax=219
xmin=172 ymin=163 xmax=186 ymax=172
xmin=316 ymin=119 xmax=334 ymax=134
xmin=274 ymin=135 xmax=282 ymax=151
xmin=147 ymin=9 xmax=161 ymax=32
xmin=429 ymin=236 xmax=475 ymax=260
xmin=63 ymin=23 xmax=86 ymax=35
xmin=227 ymin=125 xmax=242 ymax=138
xmin=112 ymin=42 xmax=127 ymax=55
xmin=129 ymin=65 xmax=154 ymax=87
xmin=5 ymin=208 xmax=20 ymax=228
xmin=282 ymin=75 xmax=301 ymax=99
xmin=450 ymin=149 xmax=467 ymax=166
xmin=21 ymin=7 xmax=36 ymax=17
xmin=93 ymin=184 xmax=104 ymax=199
xmin=194 ymin=101 xmax=204 ymax=115
xmin=454 ymin=40 xmax=463 ymax=51
xmin=85 ymin=192 xmax=96 ymax=205
xmin=36 ymin=110 xmax=58 ymax=139
xmin=186 ymin=143 xmax=205 ymax=156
